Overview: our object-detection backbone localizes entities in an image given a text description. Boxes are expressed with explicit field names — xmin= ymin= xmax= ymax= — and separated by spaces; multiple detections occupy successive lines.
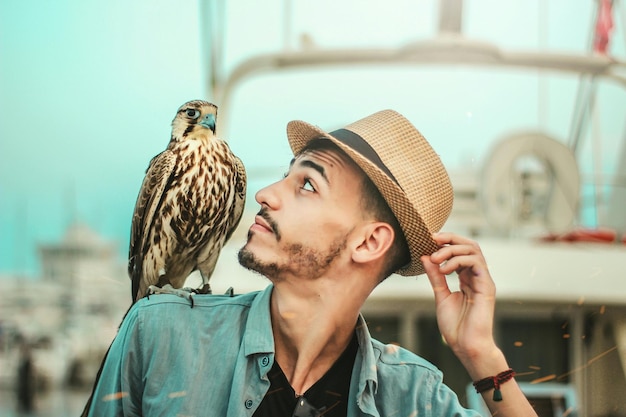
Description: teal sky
xmin=1 ymin=0 xmax=624 ymax=276
xmin=0 ymin=1 xmax=204 ymax=275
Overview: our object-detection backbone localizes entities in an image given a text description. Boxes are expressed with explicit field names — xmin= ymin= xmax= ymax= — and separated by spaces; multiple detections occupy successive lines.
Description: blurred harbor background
xmin=1 ymin=0 xmax=626 ymax=416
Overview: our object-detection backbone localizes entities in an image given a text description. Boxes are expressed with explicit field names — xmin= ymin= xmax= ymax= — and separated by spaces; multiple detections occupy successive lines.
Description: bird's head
xmin=171 ymin=100 xmax=218 ymax=142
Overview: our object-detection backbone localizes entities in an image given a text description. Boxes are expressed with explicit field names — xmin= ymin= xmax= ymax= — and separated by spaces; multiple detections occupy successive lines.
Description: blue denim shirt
xmin=88 ymin=285 xmax=479 ymax=416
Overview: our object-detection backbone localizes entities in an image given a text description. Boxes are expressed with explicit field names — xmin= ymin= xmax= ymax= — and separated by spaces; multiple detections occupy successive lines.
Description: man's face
xmin=238 ymin=147 xmax=368 ymax=281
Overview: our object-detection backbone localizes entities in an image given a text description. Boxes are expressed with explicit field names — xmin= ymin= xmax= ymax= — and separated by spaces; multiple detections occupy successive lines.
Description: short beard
xmin=237 ymin=248 xmax=280 ymax=278
xmin=237 ymin=236 xmax=347 ymax=280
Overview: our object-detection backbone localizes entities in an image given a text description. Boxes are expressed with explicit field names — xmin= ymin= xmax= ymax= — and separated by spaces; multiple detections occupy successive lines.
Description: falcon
xmin=128 ymin=100 xmax=246 ymax=305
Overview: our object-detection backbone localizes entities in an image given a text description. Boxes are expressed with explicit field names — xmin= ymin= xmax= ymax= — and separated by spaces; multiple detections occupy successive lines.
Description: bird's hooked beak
xmin=199 ymin=113 xmax=216 ymax=132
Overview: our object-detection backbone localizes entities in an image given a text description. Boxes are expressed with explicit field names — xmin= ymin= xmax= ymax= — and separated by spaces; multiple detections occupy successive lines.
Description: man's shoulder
xmin=134 ymin=290 xmax=261 ymax=310
xmin=370 ymin=338 xmax=442 ymax=376
xmin=125 ymin=290 xmax=264 ymax=328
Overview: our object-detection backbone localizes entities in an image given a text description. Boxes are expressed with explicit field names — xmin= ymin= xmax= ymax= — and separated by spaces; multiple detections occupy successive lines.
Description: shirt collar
xmin=241 ymin=285 xmax=380 ymax=414
xmin=243 ymin=284 xmax=275 ymax=356
xmin=352 ymin=314 xmax=380 ymax=416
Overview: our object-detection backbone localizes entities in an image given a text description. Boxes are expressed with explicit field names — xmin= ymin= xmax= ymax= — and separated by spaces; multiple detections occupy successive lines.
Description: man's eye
xmin=302 ymin=178 xmax=315 ymax=192
xmin=185 ymin=109 xmax=200 ymax=119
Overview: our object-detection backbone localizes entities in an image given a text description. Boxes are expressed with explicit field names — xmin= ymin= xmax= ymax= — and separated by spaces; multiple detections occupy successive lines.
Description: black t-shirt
xmin=253 ymin=333 xmax=358 ymax=417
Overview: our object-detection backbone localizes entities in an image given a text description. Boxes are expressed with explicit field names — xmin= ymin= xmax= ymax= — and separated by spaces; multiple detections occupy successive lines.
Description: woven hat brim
xmin=286 ymin=120 xmax=440 ymax=276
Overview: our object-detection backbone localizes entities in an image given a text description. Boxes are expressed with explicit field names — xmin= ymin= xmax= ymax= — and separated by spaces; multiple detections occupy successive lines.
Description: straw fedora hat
xmin=286 ymin=109 xmax=453 ymax=276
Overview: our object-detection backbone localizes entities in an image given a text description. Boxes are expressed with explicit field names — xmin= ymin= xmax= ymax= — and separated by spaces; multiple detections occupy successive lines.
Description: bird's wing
xmin=128 ymin=150 xmax=177 ymax=301
xmin=225 ymin=155 xmax=247 ymax=242
xmin=196 ymin=154 xmax=246 ymax=284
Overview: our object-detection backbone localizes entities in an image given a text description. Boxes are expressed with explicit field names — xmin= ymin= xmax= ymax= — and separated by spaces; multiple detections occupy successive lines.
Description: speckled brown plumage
xmin=128 ymin=100 xmax=246 ymax=303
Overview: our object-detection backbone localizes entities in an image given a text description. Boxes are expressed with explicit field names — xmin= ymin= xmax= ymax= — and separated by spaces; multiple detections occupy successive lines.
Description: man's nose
xmin=255 ymin=179 xmax=282 ymax=209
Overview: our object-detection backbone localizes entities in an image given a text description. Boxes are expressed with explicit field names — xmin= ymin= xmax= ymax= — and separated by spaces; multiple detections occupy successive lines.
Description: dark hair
xmin=301 ymin=139 xmax=410 ymax=280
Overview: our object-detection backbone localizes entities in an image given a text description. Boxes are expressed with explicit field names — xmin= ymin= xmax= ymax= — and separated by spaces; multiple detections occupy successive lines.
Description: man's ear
xmin=352 ymin=222 xmax=394 ymax=265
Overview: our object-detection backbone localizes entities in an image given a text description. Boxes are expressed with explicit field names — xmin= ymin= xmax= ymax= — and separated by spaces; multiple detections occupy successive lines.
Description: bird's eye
xmin=185 ymin=109 xmax=200 ymax=119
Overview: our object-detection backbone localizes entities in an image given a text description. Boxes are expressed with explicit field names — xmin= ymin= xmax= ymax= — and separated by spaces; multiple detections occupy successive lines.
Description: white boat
xmin=199 ymin=1 xmax=626 ymax=415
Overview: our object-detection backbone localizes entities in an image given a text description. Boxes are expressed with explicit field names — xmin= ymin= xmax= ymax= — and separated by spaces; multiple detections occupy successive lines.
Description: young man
xmin=86 ymin=110 xmax=537 ymax=416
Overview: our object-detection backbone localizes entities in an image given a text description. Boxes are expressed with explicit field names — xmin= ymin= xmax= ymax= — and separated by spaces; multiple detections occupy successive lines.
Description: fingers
xmin=431 ymin=231 xmax=478 ymax=247
xmin=427 ymin=232 xmax=495 ymax=294
xmin=421 ymin=255 xmax=451 ymax=305
xmin=429 ymin=233 xmax=486 ymax=277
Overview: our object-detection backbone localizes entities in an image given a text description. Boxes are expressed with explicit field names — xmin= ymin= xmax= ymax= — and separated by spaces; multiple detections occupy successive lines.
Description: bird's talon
xmin=145 ymin=284 xmax=197 ymax=306
xmin=198 ymin=283 xmax=212 ymax=295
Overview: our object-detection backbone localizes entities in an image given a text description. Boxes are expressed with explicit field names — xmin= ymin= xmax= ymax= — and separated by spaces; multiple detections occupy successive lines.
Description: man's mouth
xmin=250 ymin=209 xmax=280 ymax=240
xmin=253 ymin=215 xmax=273 ymax=233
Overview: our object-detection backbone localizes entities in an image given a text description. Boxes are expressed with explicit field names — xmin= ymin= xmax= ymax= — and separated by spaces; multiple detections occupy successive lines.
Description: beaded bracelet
xmin=472 ymin=368 xmax=516 ymax=402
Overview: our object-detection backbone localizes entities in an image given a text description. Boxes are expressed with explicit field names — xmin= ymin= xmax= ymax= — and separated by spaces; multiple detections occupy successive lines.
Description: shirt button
xmin=245 ymin=399 xmax=254 ymax=409
xmin=261 ymin=356 xmax=270 ymax=367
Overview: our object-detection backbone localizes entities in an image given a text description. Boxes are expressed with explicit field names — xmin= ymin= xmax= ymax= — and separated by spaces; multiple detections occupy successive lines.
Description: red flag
xmin=594 ymin=0 xmax=614 ymax=54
